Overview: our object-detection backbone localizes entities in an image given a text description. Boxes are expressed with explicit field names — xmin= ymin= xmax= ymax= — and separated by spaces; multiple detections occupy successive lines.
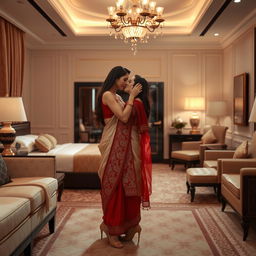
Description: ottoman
xmin=186 ymin=167 xmax=220 ymax=202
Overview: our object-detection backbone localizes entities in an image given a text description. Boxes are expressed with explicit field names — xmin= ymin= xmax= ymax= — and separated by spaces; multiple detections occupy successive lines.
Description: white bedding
xmin=29 ymin=143 xmax=100 ymax=172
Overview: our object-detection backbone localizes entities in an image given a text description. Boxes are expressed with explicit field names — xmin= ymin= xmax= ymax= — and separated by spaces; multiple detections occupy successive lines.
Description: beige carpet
xmin=32 ymin=164 xmax=256 ymax=256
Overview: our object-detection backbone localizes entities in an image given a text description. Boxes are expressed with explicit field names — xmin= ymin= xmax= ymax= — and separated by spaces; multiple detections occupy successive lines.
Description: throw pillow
xmin=233 ymin=140 xmax=248 ymax=159
xmin=201 ymin=129 xmax=217 ymax=144
xmin=0 ymin=155 xmax=11 ymax=185
xmin=35 ymin=135 xmax=52 ymax=152
xmin=43 ymin=134 xmax=57 ymax=149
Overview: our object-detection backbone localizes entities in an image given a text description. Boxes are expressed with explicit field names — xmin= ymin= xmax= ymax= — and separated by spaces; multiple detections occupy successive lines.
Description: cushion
xmin=0 ymin=197 xmax=30 ymax=241
xmin=12 ymin=135 xmax=38 ymax=153
xmin=171 ymin=150 xmax=199 ymax=161
xmin=43 ymin=134 xmax=57 ymax=149
xmin=186 ymin=167 xmax=218 ymax=184
xmin=0 ymin=155 xmax=11 ymax=185
xmin=201 ymin=129 xmax=217 ymax=144
xmin=233 ymin=140 xmax=248 ymax=159
xmin=35 ymin=135 xmax=52 ymax=152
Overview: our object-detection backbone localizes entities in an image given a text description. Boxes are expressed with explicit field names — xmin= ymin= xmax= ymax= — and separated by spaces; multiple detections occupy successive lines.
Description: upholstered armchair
xmin=221 ymin=165 xmax=256 ymax=241
xmin=170 ymin=125 xmax=228 ymax=169
xmin=199 ymin=125 xmax=228 ymax=165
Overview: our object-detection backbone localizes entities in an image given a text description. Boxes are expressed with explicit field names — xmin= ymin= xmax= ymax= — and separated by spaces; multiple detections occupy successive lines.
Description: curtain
xmin=0 ymin=17 xmax=24 ymax=97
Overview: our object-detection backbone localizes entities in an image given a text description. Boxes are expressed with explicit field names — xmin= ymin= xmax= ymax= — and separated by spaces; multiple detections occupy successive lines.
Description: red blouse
xmin=102 ymin=102 xmax=114 ymax=118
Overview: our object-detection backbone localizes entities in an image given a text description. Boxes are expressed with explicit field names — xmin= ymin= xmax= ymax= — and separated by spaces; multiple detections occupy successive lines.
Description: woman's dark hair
xmin=134 ymin=75 xmax=151 ymax=118
xmin=96 ymin=66 xmax=130 ymax=125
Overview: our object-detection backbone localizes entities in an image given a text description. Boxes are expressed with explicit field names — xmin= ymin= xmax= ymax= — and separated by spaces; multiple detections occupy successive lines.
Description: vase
xmin=176 ymin=128 xmax=182 ymax=134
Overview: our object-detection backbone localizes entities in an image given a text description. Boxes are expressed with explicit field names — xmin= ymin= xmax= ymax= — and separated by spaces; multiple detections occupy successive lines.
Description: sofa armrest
xmin=3 ymin=156 xmax=56 ymax=178
xmin=240 ymin=168 xmax=256 ymax=210
xmin=200 ymin=143 xmax=227 ymax=165
xmin=204 ymin=150 xmax=235 ymax=160
xmin=182 ymin=141 xmax=201 ymax=150
xmin=221 ymin=159 xmax=256 ymax=174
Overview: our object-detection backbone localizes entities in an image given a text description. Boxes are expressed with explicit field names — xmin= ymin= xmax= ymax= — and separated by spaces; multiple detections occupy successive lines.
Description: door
xmin=74 ymin=82 xmax=164 ymax=162
xmin=148 ymin=82 xmax=164 ymax=162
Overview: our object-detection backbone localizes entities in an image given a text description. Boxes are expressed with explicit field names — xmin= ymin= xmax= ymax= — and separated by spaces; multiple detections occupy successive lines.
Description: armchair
xmin=221 ymin=164 xmax=256 ymax=241
xmin=170 ymin=125 xmax=228 ymax=169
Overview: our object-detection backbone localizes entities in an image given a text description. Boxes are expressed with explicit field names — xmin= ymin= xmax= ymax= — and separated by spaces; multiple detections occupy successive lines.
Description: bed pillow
xmin=233 ymin=140 xmax=248 ymax=159
xmin=0 ymin=155 xmax=11 ymax=186
xmin=35 ymin=135 xmax=52 ymax=152
xmin=201 ymin=129 xmax=217 ymax=144
xmin=12 ymin=135 xmax=38 ymax=153
xmin=43 ymin=134 xmax=57 ymax=149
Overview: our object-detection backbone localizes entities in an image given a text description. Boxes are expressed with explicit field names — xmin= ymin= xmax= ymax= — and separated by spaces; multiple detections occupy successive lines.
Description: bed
xmin=9 ymin=122 xmax=101 ymax=189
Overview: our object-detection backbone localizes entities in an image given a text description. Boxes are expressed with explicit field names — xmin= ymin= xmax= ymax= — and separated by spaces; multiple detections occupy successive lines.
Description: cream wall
xmin=23 ymin=48 xmax=223 ymax=158
xmin=223 ymin=26 xmax=255 ymax=147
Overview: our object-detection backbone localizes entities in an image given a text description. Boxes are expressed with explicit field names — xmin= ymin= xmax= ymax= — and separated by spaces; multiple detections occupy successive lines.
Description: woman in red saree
xmin=96 ymin=66 xmax=152 ymax=248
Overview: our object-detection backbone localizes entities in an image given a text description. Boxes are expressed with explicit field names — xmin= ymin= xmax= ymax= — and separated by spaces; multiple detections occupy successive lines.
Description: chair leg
xmin=213 ymin=185 xmax=217 ymax=194
xmin=171 ymin=162 xmax=175 ymax=170
xmin=190 ymin=185 xmax=195 ymax=202
xmin=216 ymin=184 xmax=221 ymax=202
xmin=49 ymin=215 xmax=56 ymax=234
xmin=24 ymin=243 xmax=32 ymax=256
xmin=186 ymin=181 xmax=190 ymax=194
xmin=241 ymin=217 xmax=250 ymax=241
xmin=221 ymin=197 xmax=227 ymax=212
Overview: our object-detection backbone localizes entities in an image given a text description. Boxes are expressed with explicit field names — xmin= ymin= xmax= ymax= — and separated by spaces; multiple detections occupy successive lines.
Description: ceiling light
xmin=106 ymin=0 xmax=165 ymax=55
xmin=214 ymin=33 xmax=219 ymax=37
xmin=234 ymin=0 xmax=241 ymax=3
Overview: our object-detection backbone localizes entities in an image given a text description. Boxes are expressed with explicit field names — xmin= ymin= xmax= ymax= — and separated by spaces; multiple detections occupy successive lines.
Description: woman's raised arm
xmin=103 ymin=83 xmax=142 ymax=123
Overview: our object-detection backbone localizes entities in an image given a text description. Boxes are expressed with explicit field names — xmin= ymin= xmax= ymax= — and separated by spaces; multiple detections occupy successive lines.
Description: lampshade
xmin=184 ymin=97 xmax=205 ymax=111
xmin=249 ymin=97 xmax=256 ymax=122
xmin=0 ymin=97 xmax=27 ymax=122
xmin=207 ymin=101 xmax=227 ymax=117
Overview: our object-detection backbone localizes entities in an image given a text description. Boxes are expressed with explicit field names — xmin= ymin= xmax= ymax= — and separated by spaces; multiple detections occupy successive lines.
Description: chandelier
xmin=106 ymin=0 xmax=165 ymax=54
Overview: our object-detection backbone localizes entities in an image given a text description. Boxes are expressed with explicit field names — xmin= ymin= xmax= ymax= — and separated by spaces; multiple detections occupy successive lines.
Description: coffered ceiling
xmin=0 ymin=0 xmax=255 ymax=49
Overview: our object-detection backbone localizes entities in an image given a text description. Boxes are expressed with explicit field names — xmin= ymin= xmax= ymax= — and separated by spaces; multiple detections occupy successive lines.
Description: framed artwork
xmin=233 ymin=73 xmax=249 ymax=126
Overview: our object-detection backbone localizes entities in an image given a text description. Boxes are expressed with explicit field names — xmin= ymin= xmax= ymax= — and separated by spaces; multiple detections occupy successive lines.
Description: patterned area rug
xmin=32 ymin=164 xmax=256 ymax=255
xmin=61 ymin=164 xmax=219 ymax=204
xmin=33 ymin=203 xmax=256 ymax=256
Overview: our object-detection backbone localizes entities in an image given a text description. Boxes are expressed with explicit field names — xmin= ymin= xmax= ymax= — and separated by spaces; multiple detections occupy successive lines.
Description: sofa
xmin=0 ymin=156 xmax=57 ymax=256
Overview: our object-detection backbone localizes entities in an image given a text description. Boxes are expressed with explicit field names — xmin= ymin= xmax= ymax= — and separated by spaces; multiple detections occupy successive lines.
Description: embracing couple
xmin=95 ymin=66 xmax=152 ymax=248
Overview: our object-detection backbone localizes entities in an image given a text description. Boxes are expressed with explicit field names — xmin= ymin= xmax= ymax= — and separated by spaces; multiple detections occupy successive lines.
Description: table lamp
xmin=0 ymin=97 xmax=27 ymax=155
xmin=207 ymin=101 xmax=227 ymax=125
xmin=184 ymin=97 xmax=205 ymax=134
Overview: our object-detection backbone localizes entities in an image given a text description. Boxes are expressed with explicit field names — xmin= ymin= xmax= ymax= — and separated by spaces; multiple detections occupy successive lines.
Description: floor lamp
xmin=0 ymin=97 xmax=27 ymax=156
xmin=207 ymin=101 xmax=227 ymax=125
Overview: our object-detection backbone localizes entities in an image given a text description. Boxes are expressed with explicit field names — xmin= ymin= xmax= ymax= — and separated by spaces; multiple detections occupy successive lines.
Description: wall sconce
xmin=184 ymin=97 xmax=205 ymax=134
xmin=207 ymin=101 xmax=227 ymax=125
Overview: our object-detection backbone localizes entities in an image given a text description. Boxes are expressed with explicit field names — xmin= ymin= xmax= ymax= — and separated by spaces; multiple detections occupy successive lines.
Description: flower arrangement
xmin=171 ymin=118 xmax=187 ymax=133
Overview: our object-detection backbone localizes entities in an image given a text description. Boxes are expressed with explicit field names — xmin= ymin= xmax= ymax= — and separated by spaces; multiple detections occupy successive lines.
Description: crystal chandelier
xmin=106 ymin=0 xmax=165 ymax=54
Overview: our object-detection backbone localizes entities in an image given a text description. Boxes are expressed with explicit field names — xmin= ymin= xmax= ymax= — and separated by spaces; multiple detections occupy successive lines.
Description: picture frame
xmin=233 ymin=73 xmax=249 ymax=126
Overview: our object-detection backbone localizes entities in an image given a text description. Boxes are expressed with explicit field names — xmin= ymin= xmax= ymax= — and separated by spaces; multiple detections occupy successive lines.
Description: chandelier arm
xmin=114 ymin=26 xmax=123 ymax=33
xmin=145 ymin=26 xmax=156 ymax=33
xmin=120 ymin=16 xmax=131 ymax=25
xmin=138 ymin=16 xmax=146 ymax=25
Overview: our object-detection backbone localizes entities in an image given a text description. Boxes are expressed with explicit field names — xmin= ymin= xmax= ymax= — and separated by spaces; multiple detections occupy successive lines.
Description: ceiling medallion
xmin=106 ymin=0 xmax=165 ymax=55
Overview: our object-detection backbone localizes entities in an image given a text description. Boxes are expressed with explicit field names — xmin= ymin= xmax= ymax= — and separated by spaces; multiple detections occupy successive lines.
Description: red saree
xmin=99 ymin=99 xmax=152 ymax=235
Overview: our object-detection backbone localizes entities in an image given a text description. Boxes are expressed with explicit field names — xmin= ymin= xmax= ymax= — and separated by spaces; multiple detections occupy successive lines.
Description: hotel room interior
xmin=0 ymin=0 xmax=256 ymax=255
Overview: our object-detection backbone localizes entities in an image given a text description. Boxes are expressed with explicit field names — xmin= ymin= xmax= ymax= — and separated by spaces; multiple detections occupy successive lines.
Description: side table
xmin=56 ymin=172 xmax=65 ymax=202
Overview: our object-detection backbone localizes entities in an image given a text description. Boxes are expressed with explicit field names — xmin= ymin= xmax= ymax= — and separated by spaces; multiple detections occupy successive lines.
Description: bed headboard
xmin=12 ymin=122 xmax=31 ymax=135
xmin=0 ymin=121 xmax=31 ymax=136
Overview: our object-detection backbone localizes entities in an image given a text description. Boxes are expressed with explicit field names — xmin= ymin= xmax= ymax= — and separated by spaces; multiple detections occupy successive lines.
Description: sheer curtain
xmin=0 ymin=17 xmax=24 ymax=97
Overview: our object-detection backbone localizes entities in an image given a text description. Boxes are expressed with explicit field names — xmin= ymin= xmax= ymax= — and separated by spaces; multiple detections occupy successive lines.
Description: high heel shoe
xmin=100 ymin=222 xmax=124 ymax=249
xmin=123 ymin=225 xmax=142 ymax=245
